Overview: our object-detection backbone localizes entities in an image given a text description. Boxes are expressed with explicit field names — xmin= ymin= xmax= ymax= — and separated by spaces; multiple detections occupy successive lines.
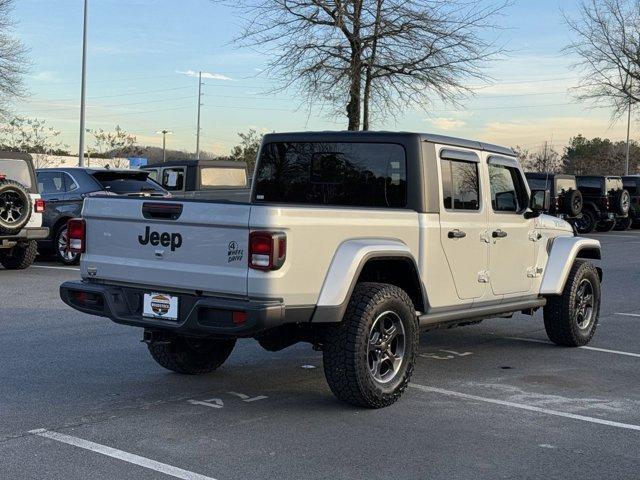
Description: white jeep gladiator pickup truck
xmin=0 ymin=152 xmax=48 ymax=270
xmin=60 ymin=132 xmax=602 ymax=408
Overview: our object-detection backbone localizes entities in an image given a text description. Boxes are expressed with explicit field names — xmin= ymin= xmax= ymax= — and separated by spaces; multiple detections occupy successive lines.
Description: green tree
xmin=563 ymin=134 xmax=640 ymax=175
xmin=229 ymin=129 xmax=264 ymax=175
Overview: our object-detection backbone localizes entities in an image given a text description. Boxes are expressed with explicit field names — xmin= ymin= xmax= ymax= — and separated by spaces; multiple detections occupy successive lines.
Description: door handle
xmin=49 ymin=198 xmax=60 ymax=202
xmin=492 ymin=229 xmax=508 ymax=238
xmin=448 ymin=229 xmax=467 ymax=239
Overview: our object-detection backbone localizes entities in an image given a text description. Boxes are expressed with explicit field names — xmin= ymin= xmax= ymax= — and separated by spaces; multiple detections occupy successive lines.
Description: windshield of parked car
xmin=91 ymin=171 xmax=165 ymax=194
xmin=254 ymin=142 xmax=407 ymax=208
xmin=0 ymin=158 xmax=32 ymax=188
xmin=200 ymin=167 xmax=247 ymax=188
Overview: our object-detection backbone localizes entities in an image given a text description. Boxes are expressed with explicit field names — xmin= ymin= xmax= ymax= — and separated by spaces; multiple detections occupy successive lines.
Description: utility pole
xmin=156 ymin=130 xmax=173 ymax=163
xmin=78 ymin=0 xmax=89 ymax=167
xmin=625 ymin=98 xmax=632 ymax=176
xmin=196 ymin=71 xmax=203 ymax=160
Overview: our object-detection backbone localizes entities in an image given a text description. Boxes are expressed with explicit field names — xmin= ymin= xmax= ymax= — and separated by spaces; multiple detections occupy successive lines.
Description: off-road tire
xmin=613 ymin=190 xmax=631 ymax=216
xmin=322 ymin=282 xmax=419 ymax=408
xmin=543 ymin=260 xmax=600 ymax=347
xmin=0 ymin=179 xmax=32 ymax=235
xmin=575 ymin=209 xmax=596 ymax=234
xmin=148 ymin=336 xmax=236 ymax=375
xmin=596 ymin=220 xmax=616 ymax=232
xmin=0 ymin=241 xmax=37 ymax=270
xmin=614 ymin=216 xmax=632 ymax=231
xmin=561 ymin=190 xmax=583 ymax=217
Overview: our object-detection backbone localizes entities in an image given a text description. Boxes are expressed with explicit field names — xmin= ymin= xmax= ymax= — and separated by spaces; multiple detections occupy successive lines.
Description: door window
xmin=146 ymin=169 xmax=159 ymax=182
xmin=441 ymin=160 xmax=480 ymax=211
xmin=162 ymin=168 xmax=185 ymax=191
xmin=63 ymin=173 xmax=79 ymax=192
xmin=489 ymin=164 xmax=526 ymax=213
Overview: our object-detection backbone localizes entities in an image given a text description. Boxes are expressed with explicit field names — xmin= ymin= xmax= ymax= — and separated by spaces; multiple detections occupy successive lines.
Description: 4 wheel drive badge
xmin=228 ymin=241 xmax=244 ymax=263
xmin=150 ymin=294 xmax=171 ymax=316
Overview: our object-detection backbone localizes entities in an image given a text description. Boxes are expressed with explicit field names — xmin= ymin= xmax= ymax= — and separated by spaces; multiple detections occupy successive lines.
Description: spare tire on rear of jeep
xmin=560 ymin=189 xmax=583 ymax=217
xmin=612 ymin=189 xmax=631 ymax=216
xmin=0 ymin=179 xmax=32 ymax=235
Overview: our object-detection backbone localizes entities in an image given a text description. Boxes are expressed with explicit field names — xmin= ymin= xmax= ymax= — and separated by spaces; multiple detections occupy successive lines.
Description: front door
xmin=438 ymin=152 xmax=489 ymax=300
xmin=486 ymin=160 xmax=536 ymax=295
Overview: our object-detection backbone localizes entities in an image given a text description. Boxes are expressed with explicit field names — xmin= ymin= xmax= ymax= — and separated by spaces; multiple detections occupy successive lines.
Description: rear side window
xmin=0 ymin=159 xmax=32 ymax=188
xmin=200 ymin=167 xmax=247 ymax=188
xmin=605 ymin=177 xmax=623 ymax=193
xmin=37 ymin=171 xmax=66 ymax=194
xmin=254 ymin=142 xmax=407 ymax=208
xmin=555 ymin=177 xmax=577 ymax=194
xmin=441 ymin=160 xmax=480 ymax=211
xmin=92 ymin=172 xmax=164 ymax=194
xmin=577 ymin=177 xmax=603 ymax=194
xmin=162 ymin=168 xmax=185 ymax=191
xmin=526 ymin=177 xmax=548 ymax=191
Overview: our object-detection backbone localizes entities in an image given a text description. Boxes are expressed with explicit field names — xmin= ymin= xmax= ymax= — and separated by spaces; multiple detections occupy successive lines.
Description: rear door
xmin=437 ymin=147 xmax=489 ymax=300
xmin=486 ymin=157 xmax=536 ymax=296
xmin=82 ymin=198 xmax=251 ymax=296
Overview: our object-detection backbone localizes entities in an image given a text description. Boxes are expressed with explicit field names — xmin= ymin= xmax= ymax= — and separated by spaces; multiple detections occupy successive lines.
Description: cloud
xmin=176 ymin=70 xmax=233 ymax=81
xmin=426 ymin=117 xmax=467 ymax=130
xmin=31 ymin=71 xmax=60 ymax=83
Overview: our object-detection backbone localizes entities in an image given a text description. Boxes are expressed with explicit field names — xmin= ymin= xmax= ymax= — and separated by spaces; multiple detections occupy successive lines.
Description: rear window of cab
xmin=254 ymin=142 xmax=407 ymax=208
xmin=0 ymin=158 xmax=32 ymax=189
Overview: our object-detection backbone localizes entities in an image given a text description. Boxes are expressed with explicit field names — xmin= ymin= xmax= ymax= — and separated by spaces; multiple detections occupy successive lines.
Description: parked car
xmin=142 ymin=159 xmax=250 ymax=201
xmin=61 ymin=131 xmax=602 ymax=408
xmin=620 ymin=175 xmax=640 ymax=229
xmin=0 ymin=152 xmax=48 ymax=270
xmin=575 ymin=175 xmax=630 ymax=233
xmin=524 ymin=173 xmax=583 ymax=223
xmin=36 ymin=168 xmax=168 ymax=264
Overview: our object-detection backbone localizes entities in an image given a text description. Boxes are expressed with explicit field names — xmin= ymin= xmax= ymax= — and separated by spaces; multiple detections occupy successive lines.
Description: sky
xmin=9 ymin=0 xmax=638 ymax=156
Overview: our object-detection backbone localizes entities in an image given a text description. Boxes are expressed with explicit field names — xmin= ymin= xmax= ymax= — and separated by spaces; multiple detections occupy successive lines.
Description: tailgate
xmin=81 ymin=198 xmax=251 ymax=296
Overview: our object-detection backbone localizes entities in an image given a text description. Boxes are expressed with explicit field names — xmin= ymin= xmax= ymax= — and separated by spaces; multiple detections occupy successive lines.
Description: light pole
xmin=78 ymin=0 xmax=89 ymax=167
xmin=196 ymin=71 xmax=203 ymax=160
xmin=156 ymin=130 xmax=173 ymax=163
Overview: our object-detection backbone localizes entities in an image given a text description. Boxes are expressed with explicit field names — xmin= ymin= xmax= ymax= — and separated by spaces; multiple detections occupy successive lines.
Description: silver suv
xmin=0 ymin=153 xmax=48 ymax=270
xmin=60 ymin=132 xmax=602 ymax=408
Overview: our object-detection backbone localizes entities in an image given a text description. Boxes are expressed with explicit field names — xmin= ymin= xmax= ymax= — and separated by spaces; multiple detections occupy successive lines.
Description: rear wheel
xmin=543 ymin=260 xmax=600 ymax=347
xmin=322 ymin=282 xmax=419 ymax=408
xmin=54 ymin=225 xmax=80 ymax=265
xmin=148 ymin=336 xmax=236 ymax=374
xmin=615 ymin=216 xmax=632 ymax=231
xmin=0 ymin=241 xmax=37 ymax=270
xmin=575 ymin=209 xmax=596 ymax=234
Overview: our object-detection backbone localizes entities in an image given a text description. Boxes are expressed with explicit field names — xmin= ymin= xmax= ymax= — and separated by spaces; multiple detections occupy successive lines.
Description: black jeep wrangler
xmin=575 ymin=176 xmax=630 ymax=233
xmin=621 ymin=175 xmax=640 ymax=230
xmin=525 ymin=173 xmax=583 ymax=222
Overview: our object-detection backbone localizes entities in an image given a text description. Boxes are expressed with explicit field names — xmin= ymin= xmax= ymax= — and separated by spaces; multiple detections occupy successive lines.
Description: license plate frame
xmin=143 ymin=292 xmax=179 ymax=321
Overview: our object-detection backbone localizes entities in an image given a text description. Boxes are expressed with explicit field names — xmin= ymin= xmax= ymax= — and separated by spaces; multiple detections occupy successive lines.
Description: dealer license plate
xmin=143 ymin=292 xmax=179 ymax=321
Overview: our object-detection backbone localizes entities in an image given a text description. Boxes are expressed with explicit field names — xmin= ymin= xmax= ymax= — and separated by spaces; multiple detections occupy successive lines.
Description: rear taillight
xmin=34 ymin=199 xmax=45 ymax=213
xmin=67 ymin=218 xmax=86 ymax=253
xmin=249 ymin=231 xmax=286 ymax=270
xmin=603 ymin=197 xmax=610 ymax=209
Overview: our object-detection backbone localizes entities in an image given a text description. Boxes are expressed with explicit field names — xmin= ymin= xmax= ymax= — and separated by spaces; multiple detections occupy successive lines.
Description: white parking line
xmin=505 ymin=337 xmax=640 ymax=358
xmin=31 ymin=265 xmax=79 ymax=271
xmin=29 ymin=429 xmax=216 ymax=480
xmin=409 ymin=384 xmax=640 ymax=432
xmin=616 ymin=313 xmax=640 ymax=318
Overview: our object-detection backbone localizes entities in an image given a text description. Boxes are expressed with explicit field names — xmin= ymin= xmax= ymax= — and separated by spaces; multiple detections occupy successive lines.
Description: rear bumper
xmin=1 ymin=227 xmax=49 ymax=242
xmin=60 ymin=281 xmax=299 ymax=337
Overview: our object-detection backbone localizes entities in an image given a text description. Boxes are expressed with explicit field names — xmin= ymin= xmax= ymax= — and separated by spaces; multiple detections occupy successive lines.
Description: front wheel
xmin=148 ymin=336 xmax=236 ymax=374
xmin=322 ymin=282 xmax=419 ymax=408
xmin=543 ymin=260 xmax=601 ymax=347
xmin=596 ymin=220 xmax=616 ymax=232
xmin=0 ymin=241 xmax=37 ymax=270
xmin=615 ymin=216 xmax=632 ymax=231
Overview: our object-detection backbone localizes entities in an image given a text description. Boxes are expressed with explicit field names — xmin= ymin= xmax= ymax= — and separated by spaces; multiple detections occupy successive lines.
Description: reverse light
xmin=34 ymin=199 xmax=46 ymax=213
xmin=67 ymin=218 xmax=86 ymax=253
xmin=249 ymin=231 xmax=286 ymax=270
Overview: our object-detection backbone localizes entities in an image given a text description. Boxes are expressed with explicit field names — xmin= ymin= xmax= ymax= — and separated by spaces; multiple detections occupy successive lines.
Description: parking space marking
xmin=408 ymin=384 xmax=640 ymax=432
xmin=505 ymin=337 xmax=640 ymax=358
xmin=31 ymin=265 xmax=80 ymax=272
xmin=29 ymin=429 xmax=217 ymax=480
xmin=616 ymin=313 xmax=640 ymax=318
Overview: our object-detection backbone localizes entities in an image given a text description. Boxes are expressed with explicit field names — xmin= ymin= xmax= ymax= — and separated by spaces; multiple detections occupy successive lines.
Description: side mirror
xmin=525 ymin=189 xmax=550 ymax=218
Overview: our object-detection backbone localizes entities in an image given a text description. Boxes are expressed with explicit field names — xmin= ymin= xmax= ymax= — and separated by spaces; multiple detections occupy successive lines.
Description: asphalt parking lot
xmin=1 ymin=231 xmax=639 ymax=479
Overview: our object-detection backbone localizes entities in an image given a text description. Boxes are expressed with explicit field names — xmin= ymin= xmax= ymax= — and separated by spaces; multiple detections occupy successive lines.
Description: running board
xmin=418 ymin=298 xmax=547 ymax=329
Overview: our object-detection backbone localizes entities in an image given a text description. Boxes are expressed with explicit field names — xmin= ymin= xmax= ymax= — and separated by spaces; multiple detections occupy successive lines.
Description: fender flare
xmin=540 ymin=236 xmax=601 ymax=295
xmin=311 ymin=239 xmax=424 ymax=323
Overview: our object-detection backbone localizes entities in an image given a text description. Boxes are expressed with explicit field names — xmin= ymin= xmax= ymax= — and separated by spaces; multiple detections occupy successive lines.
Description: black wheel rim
xmin=57 ymin=227 xmax=78 ymax=262
xmin=368 ymin=311 xmax=406 ymax=384
xmin=0 ymin=191 xmax=26 ymax=225
xmin=575 ymin=213 xmax=592 ymax=231
xmin=574 ymin=279 xmax=595 ymax=330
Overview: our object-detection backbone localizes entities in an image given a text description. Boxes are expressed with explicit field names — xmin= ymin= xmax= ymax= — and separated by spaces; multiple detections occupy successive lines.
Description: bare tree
xmin=513 ymin=142 xmax=562 ymax=173
xmin=0 ymin=0 xmax=28 ymax=118
xmin=230 ymin=0 xmax=508 ymax=130
xmin=89 ymin=125 xmax=141 ymax=168
xmin=0 ymin=117 xmax=68 ymax=168
xmin=565 ymin=0 xmax=640 ymax=118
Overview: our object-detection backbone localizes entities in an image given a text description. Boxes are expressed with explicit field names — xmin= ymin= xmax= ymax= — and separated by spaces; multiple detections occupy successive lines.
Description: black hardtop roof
xmin=0 ymin=151 xmax=33 ymax=162
xmin=525 ymin=172 xmax=576 ymax=179
xmin=577 ymin=175 xmax=623 ymax=180
xmin=142 ymin=159 xmax=247 ymax=169
xmin=261 ymin=131 xmax=515 ymax=157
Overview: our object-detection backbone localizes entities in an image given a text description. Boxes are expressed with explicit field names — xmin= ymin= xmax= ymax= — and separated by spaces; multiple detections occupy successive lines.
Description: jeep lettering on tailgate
xmin=138 ymin=226 xmax=182 ymax=251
